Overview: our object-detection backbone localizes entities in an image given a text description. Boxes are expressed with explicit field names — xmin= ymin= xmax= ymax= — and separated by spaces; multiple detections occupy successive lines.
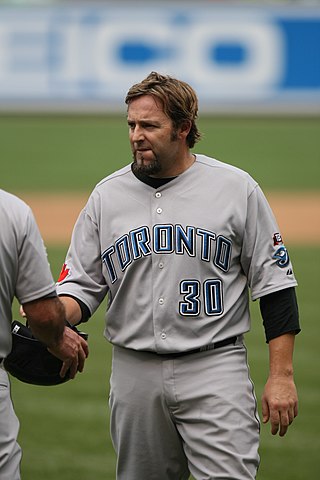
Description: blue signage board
xmin=0 ymin=3 xmax=319 ymax=113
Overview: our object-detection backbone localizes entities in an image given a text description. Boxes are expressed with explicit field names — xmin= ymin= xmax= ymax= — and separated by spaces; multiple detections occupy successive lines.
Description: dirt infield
xmin=21 ymin=192 xmax=320 ymax=245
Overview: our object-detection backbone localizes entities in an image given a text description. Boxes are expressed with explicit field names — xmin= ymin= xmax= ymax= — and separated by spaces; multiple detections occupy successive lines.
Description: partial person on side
xmin=0 ymin=189 xmax=88 ymax=480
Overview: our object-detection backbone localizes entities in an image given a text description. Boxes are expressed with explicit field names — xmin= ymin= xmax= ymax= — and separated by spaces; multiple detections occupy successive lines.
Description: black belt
xmin=163 ymin=336 xmax=237 ymax=358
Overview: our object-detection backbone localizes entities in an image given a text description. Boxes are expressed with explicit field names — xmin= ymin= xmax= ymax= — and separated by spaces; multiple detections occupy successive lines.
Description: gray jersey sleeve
xmin=15 ymin=207 xmax=57 ymax=304
xmin=241 ymin=184 xmax=297 ymax=300
xmin=56 ymin=197 xmax=109 ymax=316
xmin=0 ymin=190 xmax=56 ymax=357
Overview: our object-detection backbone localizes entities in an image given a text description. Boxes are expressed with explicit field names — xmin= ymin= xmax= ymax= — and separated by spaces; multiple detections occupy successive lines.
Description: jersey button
xmin=156 ymin=207 xmax=162 ymax=214
xmin=161 ymin=332 xmax=166 ymax=339
xmin=159 ymin=262 xmax=164 ymax=269
xmin=159 ymin=298 xmax=164 ymax=305
xmin=155 ymin=192 xmax=162 ymax=198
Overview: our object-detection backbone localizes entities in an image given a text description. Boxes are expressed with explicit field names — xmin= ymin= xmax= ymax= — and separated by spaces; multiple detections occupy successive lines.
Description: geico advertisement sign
xmin=0 ymin=6 xmax=318 ymax=103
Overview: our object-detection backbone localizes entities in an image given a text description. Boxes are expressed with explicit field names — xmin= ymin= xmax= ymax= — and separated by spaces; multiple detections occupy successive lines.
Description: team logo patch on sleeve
xmin=273 ymin=246 xmax=290 ymax=268
xmin=273 ymin=232 xmax=283 ymax=246
xmin=57 ymin=263 xmax=70 ymax=282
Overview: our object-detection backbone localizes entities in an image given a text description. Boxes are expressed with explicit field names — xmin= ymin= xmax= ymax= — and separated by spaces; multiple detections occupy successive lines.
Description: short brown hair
xmin=125 ymin=71 xmax=201 ymax=148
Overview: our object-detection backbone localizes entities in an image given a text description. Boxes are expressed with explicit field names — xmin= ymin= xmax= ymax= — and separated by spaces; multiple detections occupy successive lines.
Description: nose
xmin=131 ymin=125 xmax=144 ymax=143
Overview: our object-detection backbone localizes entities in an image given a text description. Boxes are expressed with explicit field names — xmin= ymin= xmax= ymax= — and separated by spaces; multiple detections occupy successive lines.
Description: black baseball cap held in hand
xmin=4 ymin=320 xmax=88 ymax=386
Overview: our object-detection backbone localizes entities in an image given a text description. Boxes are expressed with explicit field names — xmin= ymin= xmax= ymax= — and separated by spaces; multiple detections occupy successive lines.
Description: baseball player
xmin=57 ymin=72 xmax=300 ymax=479
xmin=0 ymin=189 xmax=88 ymax=480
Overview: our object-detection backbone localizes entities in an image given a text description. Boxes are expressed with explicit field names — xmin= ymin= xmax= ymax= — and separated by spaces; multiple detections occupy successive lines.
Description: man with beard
xmin=56 ymin=72 xmax=300 ymax=480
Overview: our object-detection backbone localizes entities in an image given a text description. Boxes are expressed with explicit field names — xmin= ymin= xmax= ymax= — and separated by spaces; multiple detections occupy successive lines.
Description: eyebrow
xmin=127 ymin=118 xmax=161 ymax=126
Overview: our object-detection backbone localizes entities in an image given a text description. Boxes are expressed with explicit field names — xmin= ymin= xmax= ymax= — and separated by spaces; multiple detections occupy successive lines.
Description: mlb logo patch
xmin=273 ymin=233 xmax=283 ymax=246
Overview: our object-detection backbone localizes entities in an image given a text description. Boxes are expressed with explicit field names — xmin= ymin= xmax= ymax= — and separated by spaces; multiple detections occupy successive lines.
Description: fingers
xmin=262 ymin=375 xmax=298 ymax=437
xmin=59 ymin=342 xmax=87 ymax=379
xmin=74 ymin=337 xmax=89 ymax=374
xmin=263 ymin=399 xmax=288 ymax=436
xmin=62 ymin=358 xmax=78 ymax=380
xmin=60 ymin=359 xmax=73 ymax=379
xmin=271 ymin=410 xmax=290 ymax=437
xmin=261 ymin=397 xmax=270 ymax=425
xmin=265 ymin=401 xmax=298 ymax=437
xmin=49 ymin=327 xmax=89 ymax=380
xmin=279 ymin=402 xmax=298 ymax=436
xmin=270 ymin=409 xmax=285 ymax=436
xmin=67 ymin=336 xmax=89 ymax=379
xmin=79 ymin=337 xmax=89 ymax=372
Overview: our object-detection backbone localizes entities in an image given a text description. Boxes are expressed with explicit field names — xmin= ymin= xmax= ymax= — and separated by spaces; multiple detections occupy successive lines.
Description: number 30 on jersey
xmin=179 ymin=279 xmax=223 ymax=316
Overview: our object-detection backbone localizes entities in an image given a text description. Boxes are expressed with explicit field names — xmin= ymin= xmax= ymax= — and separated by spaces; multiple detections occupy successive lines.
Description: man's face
xmin=127 ymin=95 xmax=181 ymax=178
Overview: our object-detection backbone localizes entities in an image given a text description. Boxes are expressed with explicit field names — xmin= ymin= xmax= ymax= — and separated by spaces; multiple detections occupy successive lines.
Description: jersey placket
xmin=151 ymin=189 xmax=169 ymax=352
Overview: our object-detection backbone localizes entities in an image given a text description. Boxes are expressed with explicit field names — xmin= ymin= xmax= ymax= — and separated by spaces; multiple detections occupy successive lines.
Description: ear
xmin=178 ymin=120 xmax=192 ymax=140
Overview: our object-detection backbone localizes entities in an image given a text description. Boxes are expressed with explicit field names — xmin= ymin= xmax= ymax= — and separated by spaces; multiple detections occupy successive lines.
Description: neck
xmin=150 ymin=153 xmax=196 ymax=179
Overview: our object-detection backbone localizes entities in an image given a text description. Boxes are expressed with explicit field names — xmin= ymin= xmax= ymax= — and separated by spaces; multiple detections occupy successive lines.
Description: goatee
xmin=132 ymin=156 xmax=162 ymax=176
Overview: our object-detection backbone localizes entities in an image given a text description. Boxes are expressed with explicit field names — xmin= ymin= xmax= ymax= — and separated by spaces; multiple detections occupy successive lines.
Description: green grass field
xmin=2 ymin=115 xmax=319 ymax=479
xmin=1 ymin=115 xmax=319 ymax=193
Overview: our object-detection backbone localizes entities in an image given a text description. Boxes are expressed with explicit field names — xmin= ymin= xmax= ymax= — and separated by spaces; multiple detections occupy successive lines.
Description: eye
xmin=142 ymin=122 xmax=157 ymax=130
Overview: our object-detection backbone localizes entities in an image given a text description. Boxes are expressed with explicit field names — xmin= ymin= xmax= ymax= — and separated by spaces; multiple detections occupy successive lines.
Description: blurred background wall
xmin=0 ymin=0 xmax=319 ymax=114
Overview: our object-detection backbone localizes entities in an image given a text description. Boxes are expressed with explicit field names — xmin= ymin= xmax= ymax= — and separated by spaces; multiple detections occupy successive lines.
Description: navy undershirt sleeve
xmin=260 ymin=287 xmax=300 ymax=343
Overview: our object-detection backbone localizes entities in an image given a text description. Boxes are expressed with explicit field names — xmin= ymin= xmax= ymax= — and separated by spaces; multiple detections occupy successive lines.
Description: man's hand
xmin=262 ymin=330 xmax=299 ymax=437
xmin=261 ymin=374 xmax=298 ymax=436
xmin=22 ymin=296 xmax=89 ymax=380
xmin=48 ymin=326 xmax=89 ymax=379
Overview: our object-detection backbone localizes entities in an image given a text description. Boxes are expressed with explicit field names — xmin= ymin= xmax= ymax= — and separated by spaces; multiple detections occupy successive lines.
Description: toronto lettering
xmin=101 ymin=224 xmax=232 ymax=283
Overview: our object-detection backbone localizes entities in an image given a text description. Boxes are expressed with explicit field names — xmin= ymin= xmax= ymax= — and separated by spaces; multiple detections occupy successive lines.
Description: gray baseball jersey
xmin=57 ymin=155 xmax=297 ymax=353
xmin=1 ymin=189 xmax=56 ymax=480
xmin=0 ymin=189 xmax=56 ymax=358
